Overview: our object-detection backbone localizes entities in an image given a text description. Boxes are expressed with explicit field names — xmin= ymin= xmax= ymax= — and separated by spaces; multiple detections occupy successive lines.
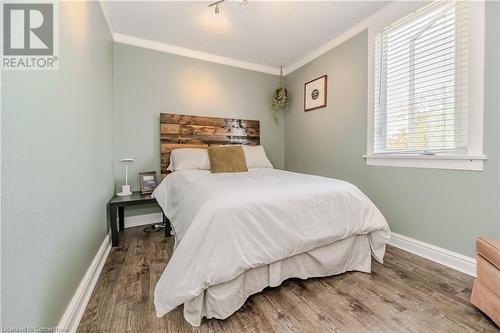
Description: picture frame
xmin=304 ymin=75 xmax=328 ymax=111
xmin=139 ymin=171 xmax=158 ymax=194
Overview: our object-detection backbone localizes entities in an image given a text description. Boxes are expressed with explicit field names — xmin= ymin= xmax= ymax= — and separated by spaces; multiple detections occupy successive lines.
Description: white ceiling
xmin=102 ymin=1 xmax=389 ymax=73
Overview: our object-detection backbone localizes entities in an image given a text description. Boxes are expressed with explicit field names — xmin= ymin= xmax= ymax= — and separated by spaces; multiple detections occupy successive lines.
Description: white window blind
xmin=374 ymin=0 xmax=469 ymax=155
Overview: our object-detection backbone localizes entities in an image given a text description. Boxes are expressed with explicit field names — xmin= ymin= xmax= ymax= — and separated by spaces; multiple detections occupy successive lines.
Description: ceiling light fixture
xmin=208 ymin=0 xmax=247 ymax=15
xmin=208 ymin=0 xmax=224 ymax=15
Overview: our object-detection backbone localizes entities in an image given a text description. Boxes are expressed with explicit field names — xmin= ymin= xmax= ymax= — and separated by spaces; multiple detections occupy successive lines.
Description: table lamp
xmin=117 ymin=158 xmax=134 ymax=197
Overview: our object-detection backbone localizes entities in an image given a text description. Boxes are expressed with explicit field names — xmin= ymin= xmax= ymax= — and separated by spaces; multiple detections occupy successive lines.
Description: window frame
xmin=365 ymin=1 xmax=486 ymax=171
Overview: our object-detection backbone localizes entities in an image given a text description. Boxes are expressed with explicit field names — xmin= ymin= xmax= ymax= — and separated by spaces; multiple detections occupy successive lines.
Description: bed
xmin=153 ymin=113 xmax=390 ymax=326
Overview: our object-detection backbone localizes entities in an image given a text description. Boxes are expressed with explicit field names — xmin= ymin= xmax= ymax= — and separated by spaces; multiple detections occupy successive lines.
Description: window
xmin=366 ymin=1 xmax=486 ymax=170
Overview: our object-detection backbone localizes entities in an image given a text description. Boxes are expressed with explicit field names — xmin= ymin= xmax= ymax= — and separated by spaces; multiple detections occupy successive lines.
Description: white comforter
xmin=153 ymin=168 xmax=390 ymax=318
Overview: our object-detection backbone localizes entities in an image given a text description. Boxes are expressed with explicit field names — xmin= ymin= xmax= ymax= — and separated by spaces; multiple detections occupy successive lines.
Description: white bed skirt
xmin=183 ymin=234 xmax=372 ymax=326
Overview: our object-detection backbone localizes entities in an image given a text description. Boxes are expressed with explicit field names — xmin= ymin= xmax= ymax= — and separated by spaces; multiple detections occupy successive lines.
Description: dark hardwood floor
xmin=78 ymin=227 xmax=498 ymax=333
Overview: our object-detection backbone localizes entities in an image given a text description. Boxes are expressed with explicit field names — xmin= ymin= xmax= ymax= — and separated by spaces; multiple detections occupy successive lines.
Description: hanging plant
xmin=272 ymin=67 xmax=288 ymax=124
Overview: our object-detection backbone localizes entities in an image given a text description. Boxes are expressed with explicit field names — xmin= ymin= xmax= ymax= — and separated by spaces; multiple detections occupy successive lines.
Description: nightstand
xmin=108 ymin=192 xmax=171 ymax=247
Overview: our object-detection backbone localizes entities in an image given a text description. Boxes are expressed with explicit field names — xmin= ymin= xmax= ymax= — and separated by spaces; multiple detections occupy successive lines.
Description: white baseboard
xmin=389 ymin=232 xmax=477 ymax=277
xmin=58 ymin=234 xmax=111 ymax=333
xmin=124 ymin=212 xmax=163 ymax=229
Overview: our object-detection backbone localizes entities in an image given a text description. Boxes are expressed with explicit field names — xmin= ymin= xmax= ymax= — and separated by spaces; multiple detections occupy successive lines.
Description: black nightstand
xmin=108 ymin=192 xmax=171 ymax=247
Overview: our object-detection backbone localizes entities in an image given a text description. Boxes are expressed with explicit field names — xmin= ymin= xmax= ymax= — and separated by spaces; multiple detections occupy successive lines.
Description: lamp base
xmin=117 ymin=185 xmax=132 ymax=197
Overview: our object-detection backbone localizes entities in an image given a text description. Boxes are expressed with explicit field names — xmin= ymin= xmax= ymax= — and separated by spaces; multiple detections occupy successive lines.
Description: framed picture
xmin=304 ymin=75 xmax=328 ymax=111
xmin=139 ymin=171 xmax=158 ymax=194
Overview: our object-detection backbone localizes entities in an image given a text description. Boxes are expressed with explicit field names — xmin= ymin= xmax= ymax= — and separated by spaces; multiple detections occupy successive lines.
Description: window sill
xmin=362 ymin=154 xmax=487 ymax=171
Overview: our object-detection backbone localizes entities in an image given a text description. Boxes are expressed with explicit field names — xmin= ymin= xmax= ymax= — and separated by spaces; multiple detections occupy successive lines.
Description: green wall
xmin=1 ymin=1 xmax=114 ymax=327
xmin=1 ymin=1 xmax=498 ymax=327
xmin=284 ymin=3 xmax=500 ymax=258
xmin=113 ymin=43 xmax=284 ymax=216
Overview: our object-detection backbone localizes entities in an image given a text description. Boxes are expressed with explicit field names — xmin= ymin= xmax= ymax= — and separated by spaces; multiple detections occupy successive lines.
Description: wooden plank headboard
xmin=160 ymin=113 xmax=260 ymax=178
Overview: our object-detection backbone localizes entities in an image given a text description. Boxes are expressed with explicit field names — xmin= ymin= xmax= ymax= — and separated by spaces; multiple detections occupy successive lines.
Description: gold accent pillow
xmin=208 ymin=146 xmax=248 ymax=173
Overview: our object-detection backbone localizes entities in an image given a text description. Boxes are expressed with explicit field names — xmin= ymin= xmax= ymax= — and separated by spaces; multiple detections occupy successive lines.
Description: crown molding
xmin=98 ymin=0 xmax=114 ymax=36
xmin=282 ymin=22 xmax=368 ymax=75
xmin=100 ymin=1 xmax=397 ymax=77
xmin=283 ymin=2 xmax=394 ymax=75
xmin=113 ymin=33 xmax=280 ymax=75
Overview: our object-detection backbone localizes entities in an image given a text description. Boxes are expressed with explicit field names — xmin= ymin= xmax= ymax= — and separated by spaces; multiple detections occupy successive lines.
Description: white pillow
xmin=168 ymin=148 xmax=210 ymax=172
xmin=242 ymin=145 xmax=273 ymax=169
